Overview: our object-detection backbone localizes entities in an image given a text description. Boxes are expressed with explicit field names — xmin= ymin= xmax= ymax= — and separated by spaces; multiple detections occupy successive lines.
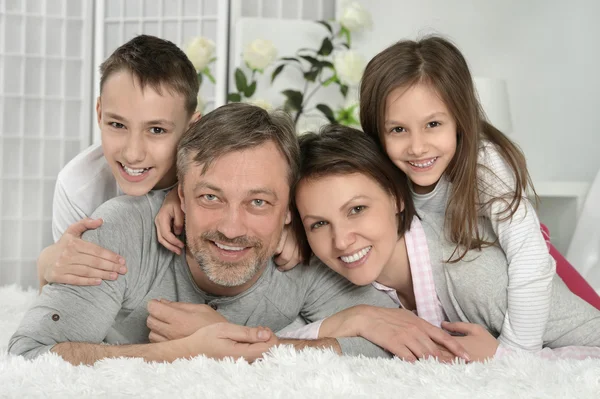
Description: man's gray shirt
xmin=9 ymin=191 xmax=397 ymax=360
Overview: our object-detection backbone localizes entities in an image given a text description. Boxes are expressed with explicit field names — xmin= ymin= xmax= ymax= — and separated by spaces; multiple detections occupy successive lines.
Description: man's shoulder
xmin=91 ymin=191 xmax=167 ymax=225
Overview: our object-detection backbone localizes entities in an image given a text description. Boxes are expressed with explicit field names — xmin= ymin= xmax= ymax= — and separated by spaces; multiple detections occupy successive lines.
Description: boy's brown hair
xmin=100 ymin=34 xmax=199 ymax=114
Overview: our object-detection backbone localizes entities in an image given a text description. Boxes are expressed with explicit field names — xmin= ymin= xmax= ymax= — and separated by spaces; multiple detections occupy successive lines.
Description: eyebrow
xmin=193 ymin=183 xmax=279 ymax=201
xmin=302 ymin=195 xmax=370 ymax=222
xmin=385 ymin=112 xmax=448 ymax=126
xmin=103 ymin=112 xmax=175 ymax=128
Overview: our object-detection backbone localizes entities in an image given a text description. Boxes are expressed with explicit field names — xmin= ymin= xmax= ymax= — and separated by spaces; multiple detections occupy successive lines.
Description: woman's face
xmin=295 ymin=172 xmax=400 ymax=286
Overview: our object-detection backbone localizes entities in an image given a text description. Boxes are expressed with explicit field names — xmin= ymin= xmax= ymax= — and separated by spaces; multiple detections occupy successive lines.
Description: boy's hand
xmin=155 ymin=187 xmax=185 ymax=255
xmin=273 ymin=224 xmax=303 ymax=271
xmin=41 ymin=218 xmax=126 ymax=287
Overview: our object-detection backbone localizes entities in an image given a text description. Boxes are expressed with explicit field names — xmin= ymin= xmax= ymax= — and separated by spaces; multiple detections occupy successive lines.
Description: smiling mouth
xmin=119 ymin=162 xmax=151 ymax=176
xmin=408 ymin=157 xmax=438 ymax=168
xmin=340 ymin=246 xmax=372 ymax=263
xmin=213 ymin=242 xmax=247 ymax=252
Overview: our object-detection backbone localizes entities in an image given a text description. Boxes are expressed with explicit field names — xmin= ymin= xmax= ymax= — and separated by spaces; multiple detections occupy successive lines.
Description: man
xmin=9 ymin=103 xmax=399 ymax=365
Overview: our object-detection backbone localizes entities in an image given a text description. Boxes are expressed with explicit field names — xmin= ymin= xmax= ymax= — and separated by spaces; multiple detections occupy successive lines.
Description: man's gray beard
xmin=189 ymin=242 xmax=266 ymax=287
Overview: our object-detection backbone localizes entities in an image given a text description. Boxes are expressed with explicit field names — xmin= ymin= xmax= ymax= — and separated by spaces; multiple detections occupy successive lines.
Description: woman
xmin=291 ymin=124 xmax=600 ymax=361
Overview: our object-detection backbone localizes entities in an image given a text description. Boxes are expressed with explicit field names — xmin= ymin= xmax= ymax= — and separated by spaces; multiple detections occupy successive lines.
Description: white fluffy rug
xmin=1 ymin=285 xmax=600 ymax=398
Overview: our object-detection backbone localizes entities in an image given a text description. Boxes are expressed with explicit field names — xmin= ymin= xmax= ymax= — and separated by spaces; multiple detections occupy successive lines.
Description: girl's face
xmin=295 ymin=172 xmax=400 ymax=286
xmin=383 ymin=83 xmax=457 ymax=194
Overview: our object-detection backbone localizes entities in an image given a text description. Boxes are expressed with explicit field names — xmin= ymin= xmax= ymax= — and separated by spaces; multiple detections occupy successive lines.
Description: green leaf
xmin=245 ymin=81 xmax=257 ymax=97
xmin=315 ymin=20 xmax=333 ymax=34
xmin=300 ymin=55 xmax=320 ymax=68
xmin=297 ymin=47 xmax=318 ymax=54
xmin=228 ymin=92 xmax=241 ymax=102
xmin=281 ymin=90 xmax=304 ymax=112
xmin=340 ymin=84 xmax=349 ymax=98
xmin=202 ymin=67 xmax=216 ymax=84
xmin=316 ymin=103 xmax=336 ymax=123
xmin=318 ymin=60 xmax=334 ymax=69
xmin=271 ymin=64 xmax=286 ymax=83
xmin=235 ymin=68 xmax=248 ymax=93
xmin=322 ymin=75 xmax=337 ymax=87
xmin=304 ymin=69 xmax=319 ymax=82
xmin=281 ymin=57 xmax=301 ymax=63
xmin=317 ymin=37 xmax=333 ymax=56
xmin=339 ymin=26 xmax=351 ymax=47
xmin=197 ymin=72 xmax=203 ymax=86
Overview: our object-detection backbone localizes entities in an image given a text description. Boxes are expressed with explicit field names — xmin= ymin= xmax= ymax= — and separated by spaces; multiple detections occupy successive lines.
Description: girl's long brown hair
xmin=360 ymin=36 xmax=536 ymax=261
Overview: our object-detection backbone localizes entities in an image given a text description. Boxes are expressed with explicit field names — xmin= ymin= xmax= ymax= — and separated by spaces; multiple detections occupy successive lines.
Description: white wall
xmin=347 ymin=0 xmax=600 ymax=185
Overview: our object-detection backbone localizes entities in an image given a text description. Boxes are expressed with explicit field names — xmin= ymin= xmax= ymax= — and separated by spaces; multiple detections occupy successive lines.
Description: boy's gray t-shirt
xmin=9 ymin=191 xmax=397 ymax=359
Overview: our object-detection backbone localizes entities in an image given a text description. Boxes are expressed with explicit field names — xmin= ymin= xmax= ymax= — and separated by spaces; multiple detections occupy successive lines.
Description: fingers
xmin=147 ymin=315 xmax=171 ymax=339
xmin=64 ymin=218 xmax=103 ymax=237
xmin=426 ymin=324 xmax=470 ymax=361
xmin=147 ymin=300 xmax=174 ymax=323
xmin=442 ymin=321 xmax=478 ymax=336
xmin=48 ymin=264 xmax=118 ymax=283
xmin=215 ymin=323 xmax=273 ymax=343
xmin=149 ymin=331 xmax=168 ymax=343
xmin=155 ymin=211 xmax=185 ymax=255
xmin=71 ymin=239 xmax=126 ymax=270
xmin=173 ymin=206 xmax=184 ymax=236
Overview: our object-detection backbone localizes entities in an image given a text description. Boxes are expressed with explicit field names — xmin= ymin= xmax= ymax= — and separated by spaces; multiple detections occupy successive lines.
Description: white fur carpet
xmin=1 ymin=285 xmax=600 ymax=398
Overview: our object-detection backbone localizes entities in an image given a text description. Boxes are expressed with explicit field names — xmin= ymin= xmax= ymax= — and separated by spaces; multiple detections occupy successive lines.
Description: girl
xmin=292 ymin=124 xmax=600 ymax=361
xmin=358 ymin=36 xmax=555 ymax=352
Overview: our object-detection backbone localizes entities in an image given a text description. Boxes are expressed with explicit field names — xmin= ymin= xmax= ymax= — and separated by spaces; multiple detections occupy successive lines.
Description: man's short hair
xmin=99 ymin=34 xmax=199 ymax=114
xmin=177 ymin=103 xmax=300 ymax=194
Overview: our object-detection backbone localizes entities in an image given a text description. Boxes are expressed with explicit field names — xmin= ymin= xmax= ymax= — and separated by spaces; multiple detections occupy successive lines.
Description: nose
xmin=122 ymin=132 xmax=146 ymax=165
xmin=217 ymin=206 xmax=248 ymax=240
xmin=332 ymin=223 xmax=355 ymax=252
xmin=408 ymin=133 xmax=428 ymax=157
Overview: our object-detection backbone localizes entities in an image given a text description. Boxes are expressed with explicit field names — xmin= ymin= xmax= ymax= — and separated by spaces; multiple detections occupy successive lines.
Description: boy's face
xmin=97 ymin=70 xmax=197 ymax=196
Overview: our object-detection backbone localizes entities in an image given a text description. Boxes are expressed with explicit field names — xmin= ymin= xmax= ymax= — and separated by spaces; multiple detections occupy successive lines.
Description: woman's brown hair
xmin=292 ymin=124 xmax=417 ymax=262
xmin=360 ymin=35 xmax=536 ymax=261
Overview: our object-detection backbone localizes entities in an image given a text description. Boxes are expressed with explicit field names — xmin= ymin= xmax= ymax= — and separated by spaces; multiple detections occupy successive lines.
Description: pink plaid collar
xmin=372 ymin=217 xmax=445 ymax=327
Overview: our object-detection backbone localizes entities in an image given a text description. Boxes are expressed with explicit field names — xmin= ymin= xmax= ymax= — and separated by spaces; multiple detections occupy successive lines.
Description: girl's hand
xmin=39 ymin=218 xmax=126 ymax=287
xmin=442 ymin=321 xmax=499 ymax=362
xmin=273 ymin=224 xmax=303 ymax=271
xmin=155 ymin=187 xmax=185 ymax=255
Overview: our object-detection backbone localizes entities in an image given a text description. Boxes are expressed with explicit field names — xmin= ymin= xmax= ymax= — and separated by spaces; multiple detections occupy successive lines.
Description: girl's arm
xmin=478 ymin=142 xmax=555 ymax=352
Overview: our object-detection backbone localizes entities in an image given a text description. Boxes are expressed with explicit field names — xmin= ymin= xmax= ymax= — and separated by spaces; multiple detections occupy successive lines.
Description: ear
xmin=393 ymin=196 xmax=405 ymax=214
xmin=95 ymin=97 xmax=102 ymax=126
xmin=188 ymin=111 xmax=201 ymax=127
xmin=178 ymin=183 xmax=186 ymax=214
xmin=284 ymin=210 xmax=292 ymax=225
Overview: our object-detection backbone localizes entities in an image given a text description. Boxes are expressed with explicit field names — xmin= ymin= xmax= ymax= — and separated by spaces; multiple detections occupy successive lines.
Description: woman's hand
xmin=320 ymin=305 xmax=471 ymax=362
xmin=38 ymin=218 xmax=126 ymax=288
xmin=155 ymin=187 xmax=185 ymax=255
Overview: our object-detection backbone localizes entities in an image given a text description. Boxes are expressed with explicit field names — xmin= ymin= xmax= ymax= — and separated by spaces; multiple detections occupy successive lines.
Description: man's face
xmin=179 ymin=141 xmax=292 ymax=288
xmin=98 ymin=70 xmax=197 ymax=195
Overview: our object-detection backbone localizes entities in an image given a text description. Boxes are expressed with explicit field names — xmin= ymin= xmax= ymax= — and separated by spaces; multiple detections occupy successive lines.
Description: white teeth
xmin=215 ymin=242 xmax=246 ymax=251
xmin=340 ymin=246 xmax=372 ymax=263
xmin=408 ymin=157 xmax=437 ymax=168
xmin=121 ymin=163 xmax=149 ymax=176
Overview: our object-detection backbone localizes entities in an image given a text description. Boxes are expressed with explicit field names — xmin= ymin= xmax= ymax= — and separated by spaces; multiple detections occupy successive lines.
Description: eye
xmin=390 ymin=126 xmax=406 ymax=134
xmin=202 ymin=194 xmax=218 ymax=201
xmin=309 ymin=221 xmax=328 ymax=230
xmin=426 ymin=121 xmax=441 ymax=128
xmin=251 ymin=199 xmax=266 ymax=207
xmin=150 ymin=127 xmax=167 ymax=134
xmin=349 ymin=205 xmax=366 ymax=215
xmin=109 ymin=122 xmax=125 ymax=129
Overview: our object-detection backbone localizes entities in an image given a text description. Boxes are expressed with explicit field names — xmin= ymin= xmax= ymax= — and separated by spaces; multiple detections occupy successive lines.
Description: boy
xmin=37 ymin=35 xmax=201 ymax=287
